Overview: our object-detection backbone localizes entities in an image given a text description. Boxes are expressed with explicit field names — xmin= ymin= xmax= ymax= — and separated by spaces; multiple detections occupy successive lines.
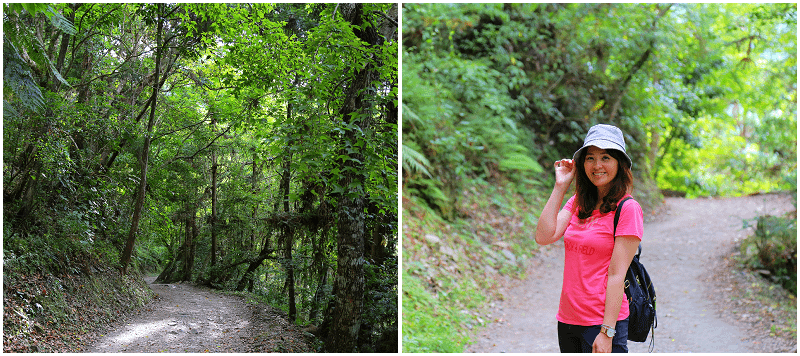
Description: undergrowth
xmin=402 ymin=177 xmax=543 ymax=352
xmin=2 ymin=264 xmax=154 ymax=352
xmin=739 ymin=182 xmax=798 ymax=296
xmin=727 ymin=191 xmax=798 ymax=344
xmin=3 ymin=230 xmax=155 ymax=352
xmin=739 ymin=212 xmax=798 ymax=295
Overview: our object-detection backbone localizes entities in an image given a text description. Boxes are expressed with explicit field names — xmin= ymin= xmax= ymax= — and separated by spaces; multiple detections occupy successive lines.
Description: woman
xmin=534 ymin=124 xmax=644 ymax=353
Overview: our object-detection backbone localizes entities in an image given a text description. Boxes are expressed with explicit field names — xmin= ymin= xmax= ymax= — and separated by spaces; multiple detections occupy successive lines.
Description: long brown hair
xmin=573 ymin=148 xmax=633 ymax=220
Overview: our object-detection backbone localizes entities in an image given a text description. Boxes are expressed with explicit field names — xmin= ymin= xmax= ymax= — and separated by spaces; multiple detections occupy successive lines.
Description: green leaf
xmin=48 ymin=7 xmax=77 ymax=35
xmin=402 ymin=143 xmax=433 ymax=178
xmin=498 ymin=153 xmax=543 ymax=173
xmin=3 ymin=38 xmax=45 ymax=112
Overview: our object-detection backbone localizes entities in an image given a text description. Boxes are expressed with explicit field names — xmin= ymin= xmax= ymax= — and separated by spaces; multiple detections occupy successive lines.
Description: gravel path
xmin=466 ymin=195 xmax=796 ymax=353
xmin=86 ymin=277 xmax=313 ymax=353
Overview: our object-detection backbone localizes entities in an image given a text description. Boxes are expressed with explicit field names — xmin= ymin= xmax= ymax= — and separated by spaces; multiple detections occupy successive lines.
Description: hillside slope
xmin=3 ymin=267 xmax=154 ymax=352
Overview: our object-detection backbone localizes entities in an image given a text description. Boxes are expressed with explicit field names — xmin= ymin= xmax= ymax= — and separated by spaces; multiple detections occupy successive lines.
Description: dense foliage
xmin=402 ymin=3 xmax=796 ymax=352
xmin=4 ymin=3 xmax=397 ymax=352
xmin=404 ymin=3 xmax=795 ymax=202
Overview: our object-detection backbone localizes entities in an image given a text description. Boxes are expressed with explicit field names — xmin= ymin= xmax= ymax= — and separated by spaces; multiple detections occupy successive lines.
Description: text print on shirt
xmin=564 ymin=240 xmax=596 ymax=255
xmin=562 ymin=213 xmax=608 ymax=256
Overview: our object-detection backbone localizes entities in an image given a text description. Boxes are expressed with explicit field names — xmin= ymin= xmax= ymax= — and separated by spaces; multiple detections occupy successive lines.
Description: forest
xmin=4 ymin=3 xmax=397 ymax=353
xmin=402 ymin=3 xmax=796 ymax=352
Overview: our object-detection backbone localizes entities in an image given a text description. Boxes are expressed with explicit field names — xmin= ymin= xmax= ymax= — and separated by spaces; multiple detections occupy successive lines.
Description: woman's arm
xmin=534 ymin=159 xmax=575 ymax=246
xmin=593 ymin=235 xmax=640 ymax=353
xmin=534 ymin=188 xmax=572 ymax=246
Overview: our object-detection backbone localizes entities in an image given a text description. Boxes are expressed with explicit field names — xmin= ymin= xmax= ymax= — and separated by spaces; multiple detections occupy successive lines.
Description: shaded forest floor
xmin=82 ymin=277 xmax=315 ymax=353
xmin=466 ymin=194 xmax=796 ymax=353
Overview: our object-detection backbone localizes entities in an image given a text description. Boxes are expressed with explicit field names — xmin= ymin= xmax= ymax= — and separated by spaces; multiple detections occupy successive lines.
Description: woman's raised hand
xmin=554 ymin=158 xmax=576 ymax=190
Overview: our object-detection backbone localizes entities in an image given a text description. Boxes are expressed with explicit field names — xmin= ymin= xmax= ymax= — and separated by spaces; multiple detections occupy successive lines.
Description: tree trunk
xmin=54 ymin=3 xmax=78 ymax=91
xmin=327 ymin=181 xmax=366 ymax=352
xmin=324 ymin=4 xmax=377 ymax=352
xmin=120 ymin=4 xmax=164 ymax=274
xmin=210 ymin=116 xmax=218 ymax=268
xmin=181 ymin=206 xmax=197 ymax=281
xmin=281 ymin=100 xmax=297 ymax=323
xmin=181 ymin=219 xmax=191 ymax=280
xmin=284 ymin=229 xmax=296 ymax=322
xmin=309 ymin=264 xmax=328 ymax=324
xmin=235 ymin=229 xmax=274 ymax=292
xmin=236 ymin=257 xmax=262 ymax=292
xmin=10 ymin=144 xmax=43 ymax=225
xmin=251 ymin=152 xmax=259 ymax=251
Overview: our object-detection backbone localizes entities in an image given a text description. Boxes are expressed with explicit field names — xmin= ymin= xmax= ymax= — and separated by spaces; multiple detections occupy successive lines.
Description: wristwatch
xmin=600 ymin=324 xmax=616 ymax=338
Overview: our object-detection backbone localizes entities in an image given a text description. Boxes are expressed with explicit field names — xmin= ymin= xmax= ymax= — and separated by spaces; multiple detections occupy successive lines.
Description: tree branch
xmin=605 ymin=3 xmax=672 ymax=121
xmin=151 ymin=118 xmax=207 ymax=143
xmin=372 ymin=9 xmax=398 ymax=28
xmin=158 ymin=121 xmax=235 ymax=168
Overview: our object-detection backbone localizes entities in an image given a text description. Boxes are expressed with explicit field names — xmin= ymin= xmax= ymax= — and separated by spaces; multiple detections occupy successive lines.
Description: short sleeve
xmin=616 ymin=198 xmax=644 ymax=240
xmin=562 ymin=195 xmax=576 ymax=214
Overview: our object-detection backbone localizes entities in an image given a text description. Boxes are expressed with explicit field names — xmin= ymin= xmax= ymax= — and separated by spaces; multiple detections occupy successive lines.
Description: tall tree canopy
xmin=4 ymin=3 xmax=397 ymax=352
xmin=403 ymin=3 xmax=796 ymax=205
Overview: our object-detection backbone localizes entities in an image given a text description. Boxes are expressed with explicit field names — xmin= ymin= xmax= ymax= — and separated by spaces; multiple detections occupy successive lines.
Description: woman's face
xmin=583 ymin=146 xmax=618 ymax=190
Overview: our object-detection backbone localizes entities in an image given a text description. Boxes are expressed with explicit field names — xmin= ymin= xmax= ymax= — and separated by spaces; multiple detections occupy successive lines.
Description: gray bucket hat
xmin=572 ymin=124 xmax=632 ymax=168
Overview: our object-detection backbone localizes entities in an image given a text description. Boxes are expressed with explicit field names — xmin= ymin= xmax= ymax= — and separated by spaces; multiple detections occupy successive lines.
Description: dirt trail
xmin=467 ymin=195 xmax=796 ymax=353
xmin=85 ymin=277 xmax=313 ymax=353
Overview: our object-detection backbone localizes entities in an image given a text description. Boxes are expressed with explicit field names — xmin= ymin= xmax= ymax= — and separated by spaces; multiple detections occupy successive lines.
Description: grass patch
xmin=402 ymin=270 xmax=472 ymax=352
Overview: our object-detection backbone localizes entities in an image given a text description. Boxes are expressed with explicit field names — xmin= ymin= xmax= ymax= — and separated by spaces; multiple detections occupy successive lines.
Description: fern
xmin=30 ymin=32 xmax=71 ymax=88
xmin=3 ymin=36 xmax=45 ymax=113
xmin=48 ymin=6 xmax=77 ymax=36
xmin=8 ymin=4 xmax=76 ymax=35
xmin=3 ymin=99 xmax=20 ymax=118
xmin=402 ymin=143 xmax=433 ymax=178
xmin=498 ymin=152 xmax=544 ymax=173
xmin=402 ymin=103 xmax=423 ymax=127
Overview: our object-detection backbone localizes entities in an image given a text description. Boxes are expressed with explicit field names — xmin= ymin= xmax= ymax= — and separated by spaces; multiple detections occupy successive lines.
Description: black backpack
xmin=614 ymin=197 xmax=657 ymax=351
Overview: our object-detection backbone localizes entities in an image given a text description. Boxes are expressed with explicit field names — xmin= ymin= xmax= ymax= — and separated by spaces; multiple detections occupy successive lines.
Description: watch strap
xmin=600 ymin=324 xmax=616 ymax=337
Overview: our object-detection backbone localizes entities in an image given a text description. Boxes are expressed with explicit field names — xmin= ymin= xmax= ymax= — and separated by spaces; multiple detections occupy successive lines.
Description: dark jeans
xmin=558 ymin=318 xmax=629 ymax=353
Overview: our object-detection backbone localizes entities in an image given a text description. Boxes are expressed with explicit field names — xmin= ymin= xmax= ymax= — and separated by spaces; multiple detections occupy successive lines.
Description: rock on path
xmin=466 ymin=195 xmax=795 ymax=353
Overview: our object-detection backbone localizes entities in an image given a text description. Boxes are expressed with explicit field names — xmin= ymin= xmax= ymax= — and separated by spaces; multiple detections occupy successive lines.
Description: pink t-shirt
xmin=556 ymin=195 xmax=644 ymax=326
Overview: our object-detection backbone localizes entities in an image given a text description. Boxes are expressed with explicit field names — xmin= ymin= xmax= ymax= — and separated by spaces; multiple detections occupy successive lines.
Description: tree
xmin=4 ymin=3 xmax=398 ymax=352
xmin=121 ymin=3 xmax=176 ymax=273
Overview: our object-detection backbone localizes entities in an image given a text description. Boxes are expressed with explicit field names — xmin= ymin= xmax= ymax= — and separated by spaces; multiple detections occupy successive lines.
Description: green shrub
xmin=740 ymin=213 xmax=797 ymax=294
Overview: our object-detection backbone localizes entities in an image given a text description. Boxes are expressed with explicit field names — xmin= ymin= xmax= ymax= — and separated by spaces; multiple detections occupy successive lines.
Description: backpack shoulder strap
xmin=614 ymin=196 xmax=641 ymax=256
xmin=613 ymin=196 xmax=633 ymax=236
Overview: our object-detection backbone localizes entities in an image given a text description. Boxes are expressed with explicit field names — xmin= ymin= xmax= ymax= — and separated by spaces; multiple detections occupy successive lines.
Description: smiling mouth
xmin=593 ymin=172 xmax=607 ymax=177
